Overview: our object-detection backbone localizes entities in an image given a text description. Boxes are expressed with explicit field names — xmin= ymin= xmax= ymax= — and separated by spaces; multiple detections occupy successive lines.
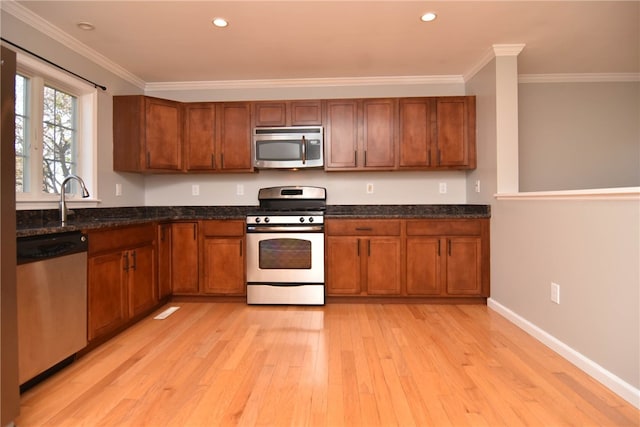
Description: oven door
xmin=246 ymin=231 xmax=324 ymax=284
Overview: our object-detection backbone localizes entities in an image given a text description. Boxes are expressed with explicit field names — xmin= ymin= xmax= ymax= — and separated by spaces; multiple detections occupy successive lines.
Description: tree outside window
xmin=42 ymin=85 xmax=77 ymax=194
xmin=15 ymin=74 xmax=79 ymax=196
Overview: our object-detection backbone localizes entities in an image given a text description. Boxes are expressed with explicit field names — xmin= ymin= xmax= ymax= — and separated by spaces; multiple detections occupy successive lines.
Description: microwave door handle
xmin=301 ymin=135 xmax=306 ymax=165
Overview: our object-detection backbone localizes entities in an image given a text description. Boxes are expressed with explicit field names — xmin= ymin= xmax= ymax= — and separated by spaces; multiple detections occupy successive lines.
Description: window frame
xmin=15 ymin=52 xmax=98 ymax=209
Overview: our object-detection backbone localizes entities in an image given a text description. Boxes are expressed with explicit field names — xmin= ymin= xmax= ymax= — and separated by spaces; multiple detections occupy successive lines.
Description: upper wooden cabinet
xmin=113 ymin=95 xmax=182 ymax=172
xmin=115 ymin=97 xmax=253 ymax=173
xmin=253 ymin=100 xmax=323 ymax=127
xmin=183 ymin=102 xmax=253 ymax=172
xmin=184 ymin=103 xmax=216 ymax=171
xmin=217 ymin=102 xmax=253 ymax=171
xmin=399 ymin=96 xmax=476 ymax=170
xmin=114 ymin=94 xmax=475 ymax=173
xmin=324 ymin=98 xmax=396 ymax=170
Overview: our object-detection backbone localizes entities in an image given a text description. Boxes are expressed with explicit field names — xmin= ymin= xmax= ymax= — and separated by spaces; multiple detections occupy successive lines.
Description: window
xmin=15 ymin=53 xmax=97 ymax=207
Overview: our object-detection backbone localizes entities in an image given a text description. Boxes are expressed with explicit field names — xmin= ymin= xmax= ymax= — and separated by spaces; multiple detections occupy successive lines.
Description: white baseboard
xmin=487 ymin=298 xmax=640 ymax=409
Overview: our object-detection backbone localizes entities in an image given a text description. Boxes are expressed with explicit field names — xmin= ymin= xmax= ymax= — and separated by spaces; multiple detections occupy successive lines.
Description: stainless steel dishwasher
xmin=17 ymin=231 xmax=88 ymax=390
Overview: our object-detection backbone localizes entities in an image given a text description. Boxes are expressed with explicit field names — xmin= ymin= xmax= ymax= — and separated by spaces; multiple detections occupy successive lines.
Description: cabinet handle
xmin=123 ymin=252 xmax=130 ymax=271
xmin=239 ymin=240 xmax=243 ymax=256
xmin=301 ymin=135 xmax=307 ymax=165
xmin=355 ymin=227 xmax=373 ymax=231
xmin=193 ymin=223 xmax=197 ymax=240
xmin=160 ymin=226 xmax=165 ymax=241
xmin=448 ymin=239 xmax=452 ymax=256
xmin=221 ymin=153 xmax=224 ymax=168
xmin=357 ymin=239 xmax=360 ymax=256
xmin=146 ymin=152 xmax=151 ymax=168
xmin=354 ymin=151 xmax=358 ymax=166
xmin=132 ymin=250 xmax=137 ymax=271
xmin=364 ymin=150 xmax=367 ymax=166
xmin=437 ymin=239 xmax=441 ymax=256
xmin=211 ymin=154 xmax=215 ymax=169
xmin=367 ymin=240 xmax=371 ymax=257
xmin=437 ymin=149 xmax=441 ymax=165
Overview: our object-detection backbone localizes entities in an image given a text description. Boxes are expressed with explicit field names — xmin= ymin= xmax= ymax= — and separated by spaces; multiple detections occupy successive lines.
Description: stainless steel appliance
xmin=252 ymin=126 xmax=324 ymax=169
xmin=246 ymin=186 xmax=326 ymax=305
xmin=16 ymin=231 xmax=88 ymax=390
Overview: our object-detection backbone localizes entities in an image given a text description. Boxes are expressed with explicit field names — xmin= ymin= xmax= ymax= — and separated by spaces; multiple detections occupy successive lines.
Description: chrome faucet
xmin=60 ymin=174 xmax=90 ymax=225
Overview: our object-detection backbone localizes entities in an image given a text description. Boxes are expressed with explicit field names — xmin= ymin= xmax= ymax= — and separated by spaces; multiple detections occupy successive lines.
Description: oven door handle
xmin=246 ymin=225 xmax=324 ymax=233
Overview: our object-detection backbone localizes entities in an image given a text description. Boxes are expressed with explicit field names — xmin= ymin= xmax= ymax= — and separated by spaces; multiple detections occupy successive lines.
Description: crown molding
xmin=145 ymin=75 xmax=465 ymax=92
xmin=492 ymin=44 xmax=526 ymax=57
xmin=519 ymin=73 xmax=640 ymax=83
xmin=463 ymin=43 xmax=526 ymax=82
xmin=1 ymin=0 xmax=145 ymax=89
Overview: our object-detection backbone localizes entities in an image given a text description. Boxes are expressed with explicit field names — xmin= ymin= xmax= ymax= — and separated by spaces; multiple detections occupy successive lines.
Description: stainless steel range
xmin=246 ymin=186 xmax=326 ymax=305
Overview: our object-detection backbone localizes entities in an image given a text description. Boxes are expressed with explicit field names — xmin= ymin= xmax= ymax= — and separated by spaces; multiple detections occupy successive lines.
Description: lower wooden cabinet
xmin=326 ymin=218 xmax=489 ymax=298
xmin=201 ymin=220 xmax=246 ymax=295
xmin=157 ymin=223 xmax=172 ymax=299
xmin=87 ymin=224 xmax=157 ymax=341
xmin=170 ymin=222 xmax=199 ymax=294
xmin=326 ymin=219 xmax=402 ymax=296
xmin=405 ymin=219 xmax=489 ymax=297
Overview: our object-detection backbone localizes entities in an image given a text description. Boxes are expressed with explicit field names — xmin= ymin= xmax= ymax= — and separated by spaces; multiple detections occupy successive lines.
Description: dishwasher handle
xmin=17 ymin=231 xmax=88 ymax=265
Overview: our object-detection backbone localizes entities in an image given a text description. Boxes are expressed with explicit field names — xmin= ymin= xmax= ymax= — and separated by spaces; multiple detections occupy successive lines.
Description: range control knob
xmin=255 ymin=217 xmax=261 ymax=223
xmin=264 ymin=217 xmax=270 ymax=223
xmin=299 ymin=217 xmax=305 ymax=223
xmin=308 ymin=217 xmax=315 ymax=223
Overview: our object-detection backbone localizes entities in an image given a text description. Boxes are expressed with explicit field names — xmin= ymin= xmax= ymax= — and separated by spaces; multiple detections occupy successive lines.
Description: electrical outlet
xmin=237 ymin=184 xmax=244 ymax=196
xmin=439 ymin=182 xmax=447 ymax=194
xmin=550 ymin=282 xmax=560 ymax=304
xmin=191 ymin=184 xmax=200 ymax=196
xmin=366 ymin=183 xmax=374 ymax=194
xmin=115 ymin=183 xmax=122 ymax=196
xmin=474 ymin=180 xmax=481 ymax=193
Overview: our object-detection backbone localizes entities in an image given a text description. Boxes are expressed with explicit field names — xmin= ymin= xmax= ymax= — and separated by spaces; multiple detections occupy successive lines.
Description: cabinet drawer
xmin=201 ymin=220 xmax=245 ymax=237
xmin=326 ymin=219 xmax=400 ymax=236
xmin=406 ymin=219 xmax=483 ymax=236
xmin=88 ymin=223 xmax=155 ymax=254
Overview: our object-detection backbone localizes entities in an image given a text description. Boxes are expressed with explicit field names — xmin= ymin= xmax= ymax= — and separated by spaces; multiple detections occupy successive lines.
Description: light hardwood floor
xmin=17 ymin=302 xmax=639 ymax=426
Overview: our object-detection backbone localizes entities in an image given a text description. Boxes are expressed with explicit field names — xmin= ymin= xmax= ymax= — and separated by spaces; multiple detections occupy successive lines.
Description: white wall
xmin=468 ymin=56 xmax=640 ymax=404
xmin=519 ymin=81 xmax=640 ymax=191
xmin=144 ymin=170 xmax=467 ymax=206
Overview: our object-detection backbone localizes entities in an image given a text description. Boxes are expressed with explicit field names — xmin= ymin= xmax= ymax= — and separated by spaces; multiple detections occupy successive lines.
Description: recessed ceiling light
xmin=420 ymin=12 xmax=437 ymax=22
xmin=77 ymin=21 xmax=95 ymax=31
xmin=212 ymin=17 xmax=229 ymax=28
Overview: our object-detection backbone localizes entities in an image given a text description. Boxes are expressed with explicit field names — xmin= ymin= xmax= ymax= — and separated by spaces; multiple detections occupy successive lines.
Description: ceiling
xmin=8 ymin=1 xmax=640 ymax=85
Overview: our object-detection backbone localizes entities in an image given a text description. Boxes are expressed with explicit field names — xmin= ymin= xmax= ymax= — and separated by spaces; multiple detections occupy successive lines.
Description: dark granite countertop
xmin=16 ymin=204 xmax=490 ymax=237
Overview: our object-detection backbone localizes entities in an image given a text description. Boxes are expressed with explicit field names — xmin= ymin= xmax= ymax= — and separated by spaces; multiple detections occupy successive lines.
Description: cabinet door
xmin=218 ymin=102 xmax=252 ymax=171
xmin=324 ymin=100 xmax=358 ymax=169
xmin=326 ymin=236 xmax=361 ymax=295
xmin=290 ymin=100 xmax=322 ymax=125
xmin=128 ymin=245 xmax=157 ymax=317
xmin=184 ymin=103 xmax=216 ymax=170
xmin=435 ymin=97 xmax=475 ymax=168
xmin=362 ymin=99 xmax=396 ymax=169
xmin=406 ymin=237 xmax=442 ymax=295
xmin=171 ymin=222 xmax=199 ymax=294
xmin=202 ymin=237 xmax=245 ymax=295
xmin=145 ymin=97 xmax=182 ymax=170
xmin=445 ymin=237 xmax=482 ymax=295
xmin=399 ymin=98 xmax=432 ymax=168
xmin=254 ymin=102 xmax=286 ymax=126
xmin=157 ymin=224 xmax=172 ymax=299
xmin=88 ymin=252 xmax=127 ymax=341
xmin=366 ymin=237 xmax=401 ymax=295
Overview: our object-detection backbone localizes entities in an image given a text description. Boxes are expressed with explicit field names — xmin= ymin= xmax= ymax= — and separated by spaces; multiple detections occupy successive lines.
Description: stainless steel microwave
xmin=252 ymin=126 xmax=324 ymax=169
